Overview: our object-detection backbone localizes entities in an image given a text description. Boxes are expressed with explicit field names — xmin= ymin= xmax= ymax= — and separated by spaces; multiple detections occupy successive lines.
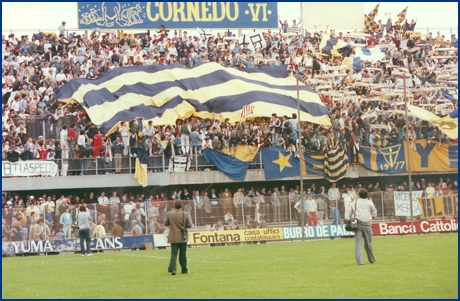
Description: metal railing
xmin=2 ymin=192 xmax=456 ymax=243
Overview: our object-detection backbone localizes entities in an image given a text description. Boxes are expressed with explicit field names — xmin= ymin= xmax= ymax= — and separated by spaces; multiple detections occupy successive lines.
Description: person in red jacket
xmin=92 ymin=129 xmax=103 ymax=158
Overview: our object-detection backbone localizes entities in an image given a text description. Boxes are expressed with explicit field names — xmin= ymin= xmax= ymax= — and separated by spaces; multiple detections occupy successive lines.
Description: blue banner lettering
xmin=2 ymin=235 xmax=154 ymax=256
xmin=78 ymin=2 xmax=278 ymax=29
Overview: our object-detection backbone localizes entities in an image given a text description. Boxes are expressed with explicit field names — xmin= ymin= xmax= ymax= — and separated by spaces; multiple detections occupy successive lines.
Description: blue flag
xmin=304 ymin=151 xmax=325 ymax=175
xmin=202 ymin=148 xmax=249 ymax=181
xmin=261 ymin=147 xmax=301 ymax=180
xmin=359 ymin=141 xmax=407 ymax=173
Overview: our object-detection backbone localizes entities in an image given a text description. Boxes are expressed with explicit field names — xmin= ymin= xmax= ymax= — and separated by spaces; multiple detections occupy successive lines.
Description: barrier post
xmin=194 ymin=144 xmax=198 ymax=171
xmin=241 ymin=202 xmax=245 ymax=227
xmin=194 ymin=201 xmax=197 ymax=231
xmin=128 ymin=148 xmax=132 ymax=173
xmin=381 ymin=191 xmax=385 ymax=223
xmin=424 ymin=190 xmax=429 ymax=221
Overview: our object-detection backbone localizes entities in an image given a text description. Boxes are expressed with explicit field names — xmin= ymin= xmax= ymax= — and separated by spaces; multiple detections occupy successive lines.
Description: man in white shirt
xmin=328 ymin=183 xmax=340 ymax=219
xmin=143 ymin=120 xmax=155 ymax=156
xmin=97 ymin=191 xmax=110 ymax=220
xmin=349 ymin=188 xmax=377 ymax=265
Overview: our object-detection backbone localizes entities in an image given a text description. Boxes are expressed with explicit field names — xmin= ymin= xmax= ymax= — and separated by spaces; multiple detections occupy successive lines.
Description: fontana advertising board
xmin=78 ymin=2 xmax=278 ymax=29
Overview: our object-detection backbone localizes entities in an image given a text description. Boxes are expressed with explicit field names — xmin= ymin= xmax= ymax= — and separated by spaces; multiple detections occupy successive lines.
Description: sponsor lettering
xmin=282 ymin=225 xmax=354 ymax=239
xmin=3 ymin=236 xmax=145 ymax=255
xmin=189 ymin=228 xmax=284 ymax=244
xmin=373 ymin=220 xmax=458 ymax=236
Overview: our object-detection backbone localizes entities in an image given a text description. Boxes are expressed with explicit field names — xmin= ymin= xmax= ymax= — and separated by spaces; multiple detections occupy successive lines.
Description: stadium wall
xmin=1 ymin=167 xmax=453 ymax=192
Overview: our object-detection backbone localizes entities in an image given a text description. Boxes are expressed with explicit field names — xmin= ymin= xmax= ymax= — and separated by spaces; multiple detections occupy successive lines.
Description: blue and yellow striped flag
xmin=55 ymin=64 xmax=331 ymax=134
xmin=319 ymin=34 xmax=352 ymax=58
xmin=324 ymin=145 xmax=349 ymax=182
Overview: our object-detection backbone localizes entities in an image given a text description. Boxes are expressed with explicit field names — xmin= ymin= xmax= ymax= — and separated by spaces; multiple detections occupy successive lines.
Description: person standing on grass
xmin=350 ymin=188 xmax=377 ymax=265
xmin=165 ymin=200 xmax=192 ymax=275
xmin=77 ymin=205 xmax=93 ymax=256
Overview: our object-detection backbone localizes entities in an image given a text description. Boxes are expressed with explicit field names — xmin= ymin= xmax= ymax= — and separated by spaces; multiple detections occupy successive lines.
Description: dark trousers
xmin=79 ymin=228 xmax=92 ymax=255
xmin=168 ymin=242 xmax=188 ymax=273
xmin=297 ymin=212 xmax=308 ymax=226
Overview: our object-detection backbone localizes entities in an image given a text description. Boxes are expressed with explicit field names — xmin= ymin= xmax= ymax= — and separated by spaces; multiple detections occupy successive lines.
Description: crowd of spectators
xmin=2 ymin=175 xmax=458 ymax=242
xmin=2 ymin=18 xmax=458 ymax=173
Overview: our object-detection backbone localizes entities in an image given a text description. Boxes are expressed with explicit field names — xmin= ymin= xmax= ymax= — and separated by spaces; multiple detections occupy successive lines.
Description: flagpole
xmin=296 ymin=69 xmax=305 ymax=241
xmin=403 ymin=75 xmax=414 ymax=235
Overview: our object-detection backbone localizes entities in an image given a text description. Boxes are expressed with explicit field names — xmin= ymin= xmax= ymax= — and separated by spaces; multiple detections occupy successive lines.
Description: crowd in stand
xmin=2 ymin=175 xmax=458 ymax=242
xmin=2 ymin=17 xmax=458 ymax=171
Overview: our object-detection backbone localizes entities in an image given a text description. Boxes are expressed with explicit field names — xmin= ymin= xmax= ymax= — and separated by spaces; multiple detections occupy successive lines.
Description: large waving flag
xmin=324 ymin=145 xmax=349 ymax=182
xmin=354 ymin=47 xmax=387 ymax=63
xmin=202 ymin=148 xmax=249 ymax=181
xmin=319 ymin=34 xmax=351 ymax=58
xmin=359 ymin=141 xmax=407 ymax=173
xmin=407 ymin=104 xmax=458 ymax=139
xmin=55 ymin=64 xmax=330 ymax=134
xmin=395 ymin=6 xmax=408 ymax=25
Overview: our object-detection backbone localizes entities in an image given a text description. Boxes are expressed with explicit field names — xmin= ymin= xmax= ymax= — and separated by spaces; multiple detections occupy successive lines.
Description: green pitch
xmin=2 ymin=233 xmax=458 ymax=298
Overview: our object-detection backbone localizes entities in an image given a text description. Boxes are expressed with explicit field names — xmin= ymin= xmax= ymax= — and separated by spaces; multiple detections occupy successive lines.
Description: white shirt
xmin=77 ymin=135 xmax=86 ymax=146
xmin=350 ymin=198 xmax=377 ymax=225
xmin=98 ymin=196 xmax=109 ymax=205
xmin=56 ymin=73 xmax=66 ymax=82
xmin=60 ymin=129 xmax=68 ymax=145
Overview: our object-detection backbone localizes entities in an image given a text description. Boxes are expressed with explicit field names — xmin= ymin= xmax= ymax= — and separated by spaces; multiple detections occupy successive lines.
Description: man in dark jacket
xmin=165 ymin=200 xmax=192 ymax=275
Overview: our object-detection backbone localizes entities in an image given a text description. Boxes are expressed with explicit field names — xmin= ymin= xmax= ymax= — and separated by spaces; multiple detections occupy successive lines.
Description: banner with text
xmin=418 ymin=194 xmax=458 ymax=219
xmin=406 ymin=140 xmax=458 ymax=173
xmin=2 ymin=161 xmax=58 ymax=177
xmin=1 ymin=235 xmax=154 ymax=256
xmin=188 ymin=227 xmax=283 ymax=245
xmin=372 ymin=220 xmax=458 ymax=236
xmin=78 ymin=2 xmax=278 ymax=29
xmin=394 ymin=190 xmax=424 ymax=216
xmin=282 ymin=224 xmax=355 ymax=240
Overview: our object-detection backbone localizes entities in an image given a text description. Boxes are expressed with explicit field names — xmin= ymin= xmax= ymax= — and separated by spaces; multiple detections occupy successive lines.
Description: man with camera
xmin=349 ymin=188 xmax=377 ymax=265
xmin=165 ymin=200 xmax=192 ymax=275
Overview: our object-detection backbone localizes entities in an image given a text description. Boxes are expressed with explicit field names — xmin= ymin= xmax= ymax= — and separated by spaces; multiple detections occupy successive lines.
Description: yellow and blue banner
xmin=408 ymin=140 xmax=457 ymax=172
xmin=408 ymin=104 xmax=458 ymax=139
xmin=418 ymin=194 xmax=458 ymax=219
xmin=324 ymin=145 xmax=349 ymax=182
xmin=221 ymin=145 xmax=258 ymax=162
xmin=359 ymin=141 xmax=406 ymax=173
xmin=134 ymin=147 xmax=148 ymax=187
xmin=77 ymin=2 xmax=279 ymax=29
xmin=55 ymin=64 xmax=330 ymax=134
xmin=319 ymin=33 xmax=351 ymax=57
xmin=261 ymin=147 xmax=302 ymax=180
xmin=202 ymin=148 xmax=249 ymax=181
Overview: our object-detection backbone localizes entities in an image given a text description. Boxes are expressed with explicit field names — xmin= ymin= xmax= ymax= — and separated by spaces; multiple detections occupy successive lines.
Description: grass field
xmin=2 ymin=233 xmax=458 ymax=298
